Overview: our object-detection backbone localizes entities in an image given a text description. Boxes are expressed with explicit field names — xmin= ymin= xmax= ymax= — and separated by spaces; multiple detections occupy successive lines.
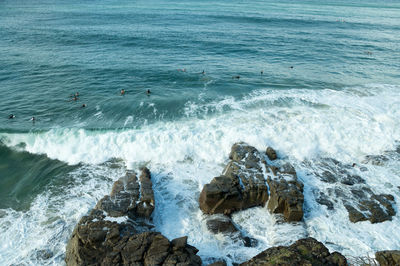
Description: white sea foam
xmin=1 ymin=84 xmax=400 ymax=265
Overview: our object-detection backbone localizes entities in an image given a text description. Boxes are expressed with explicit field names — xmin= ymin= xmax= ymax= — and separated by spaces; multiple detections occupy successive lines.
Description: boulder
xmin=199 ymin=143 xmax=304 ymax=222
xmin=66 ymin=168 xmax=202 ymax=266
xmin=240 ymin=237 xmax=347 ymax=266
xmin=266 ymin=147 xmax=277 ymax=160
xmin=375 ymin=250 xmax=400 ymax=266
xmin=266 ymin=163 xmax=304 ymax=222
xmin=205 ymin=215 xmax=257 ymax=247
xmin=199 ymin=143 xmax=269 ymax=215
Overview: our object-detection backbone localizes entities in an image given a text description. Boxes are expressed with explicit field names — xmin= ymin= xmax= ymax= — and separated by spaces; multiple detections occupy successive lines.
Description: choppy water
xmin=1 ymin=0 xmax=400 ymax=265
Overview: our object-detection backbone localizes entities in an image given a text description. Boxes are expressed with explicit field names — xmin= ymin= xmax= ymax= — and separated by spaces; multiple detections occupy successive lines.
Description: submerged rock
xmin=375 ymin=250 xmax=400 ymax=266
xmin=199 ymin=143 xmax=304 ymax=222
xmin=206 ymin=215 xmax=257 ymax=247
xmin=240 ymin=237 xmax=347 ymax=266
xmin=66 ymin=167 xmax=201 ymax=266
xmin=305 ymin=158 xmax=395 ymax=224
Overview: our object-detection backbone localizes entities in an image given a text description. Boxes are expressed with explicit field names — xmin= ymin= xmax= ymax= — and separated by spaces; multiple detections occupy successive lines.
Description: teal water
xmin=1 ymin=0 xmax=399 ymax=131
xmin=1 ymin=0 xmax=400 ymax=265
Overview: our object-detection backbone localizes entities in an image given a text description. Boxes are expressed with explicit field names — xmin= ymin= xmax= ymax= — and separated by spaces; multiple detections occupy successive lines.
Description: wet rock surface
xmin=240 ymin=237 xmax=347 ymax=266
xmin=65 ymin=167 xmax=202 ymax=266
xmin=199 ymin=143 xmax=304 ymax=222
xmin=206 ymin=215 xmax=257 ymax=247
xmin=305 ymin=158 xmax=396 ymax=223
xmin=199 ymin=143 xmax=269 ymax=215
xmin=375 ymin=250 xmax=400 ymax=266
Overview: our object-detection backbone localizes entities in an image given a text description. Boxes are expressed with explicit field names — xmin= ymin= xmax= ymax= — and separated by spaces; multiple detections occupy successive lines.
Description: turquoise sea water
xmin=1 ymin=0 xmax=400 ymax=265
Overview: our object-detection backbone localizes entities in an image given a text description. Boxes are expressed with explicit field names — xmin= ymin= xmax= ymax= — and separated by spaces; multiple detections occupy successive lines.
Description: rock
xmin=362 ymin=155 xmax=389 ymax=166
xmin=199 ymin=143 xmax=269 ymax=215
xmin=316 ymin=193 xmax=334 ymax=210
xmin=208 ymin=261 xmax=227 ymax=266
xmin=266 ymin=147 xmax=277 ymax=160
xmin=305 ymin=158 xmax=395 ymax=224
xmin=95 ymin=168 xmax=154 ymax=220
xmin=342 ymin=190 xmax=396 ymax=223
xmin=375 ymin=250 xmax=400 ymax=266
xmin=199 ymin=143 xmax=304 ymax=222
xmin=66 ymin=168 xmax=201 ymax=266
xmin=206 ymin=215 xmax=239 ymax=235
xmin=240 ymin=237 xmax=347 ymax=266
xmin=267 ymin=163 xmax=304 ymax=222
xmin=205 ymin=215 xmax=258 ymax=247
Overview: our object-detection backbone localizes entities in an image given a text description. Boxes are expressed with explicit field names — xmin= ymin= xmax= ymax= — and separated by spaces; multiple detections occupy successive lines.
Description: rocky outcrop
xmin=199 ymin=143 xmax=269 ymax=215
xmin=199 ymin=143 xmax=304 ymax=222
xmin=66 ymin=168 xmax=202 ymax=266
xmin=375 ymin=250 xmax=400 ymax=266
xmin=240 ymin=238 xmax=347 ymax=266
xmin=266 ymin=163 xmax=304 ymax=222
xmin=305 ymin=158 xmax=396 ymax=223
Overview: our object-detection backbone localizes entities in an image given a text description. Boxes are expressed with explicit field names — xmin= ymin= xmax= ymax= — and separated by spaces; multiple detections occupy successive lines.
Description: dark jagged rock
xmin=208 ymin=261 xmax=227 ymax=266
xmin=266 ymin=163 xmax=304 ymax=222
xmin=375 ymin=250 xmax=400 ymax=266
xmin=66 ymin=168 xmax=201 ymax=266
xmin=206 ymin=215 xmax=258 ymax=247
xmin=199 ymin=143 xmax=304 ymax=222
xmin=240 ymin=238 xmax=347 ymax=266
xmin=266 ymin=146 xmax=277 ymax=160
xmin=305 ymin=158 xmax=395 ymax=223
xmin=199 ymin=143 xmax=269 ymax=215
xmin=343 ymin=189 xmax=396 ymax=223
xmin=95 ymin=169 xmax=154 ymax=219
xmin=362 ymin=155 xmax=389 ymax=166
xmin=316 ymin=192 xmax=334 ymax=210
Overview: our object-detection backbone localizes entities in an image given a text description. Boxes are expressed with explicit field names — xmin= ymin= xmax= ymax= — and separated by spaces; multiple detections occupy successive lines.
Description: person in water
xmin=9 ymin=114 xmax=15 ymax=119
xmin=81 ymin=104 xmax=86 ymax=108
xmin=121 ymin=89 xmax=125 ymax=95
xmin=75 ymin=92 xmax=79 ymax=97
xmin=232 ymin=75 xmax=240 ymax=79
xmin=261 ymin=70 xmax=264 ymax=75
xmin=201 ymin=70 xmax=205 ymax=75
xmin=146 ymin=89 xmax=151 ymax=95
xmin=31 ymin=116 xmax=36 ymax=122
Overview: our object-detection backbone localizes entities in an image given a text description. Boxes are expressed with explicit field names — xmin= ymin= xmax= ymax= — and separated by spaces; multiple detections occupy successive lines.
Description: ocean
xmin=1 ymin=0 xmax=400 ymax=264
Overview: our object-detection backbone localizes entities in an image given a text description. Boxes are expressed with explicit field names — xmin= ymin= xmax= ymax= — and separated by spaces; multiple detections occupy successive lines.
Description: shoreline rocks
xmin=199 ymin=142 xmax=304 ymax=222
xmin=65 ymin=167 xmax=202 ymax=266
xmin=240 ymin=238 xmax=347 ymax=266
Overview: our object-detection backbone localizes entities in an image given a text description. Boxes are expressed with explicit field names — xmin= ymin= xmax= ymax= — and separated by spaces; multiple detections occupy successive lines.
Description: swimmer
xmin=81 ymin=104 xmax=86 ymax=108
xmin=146 ymin=89 xmax=151 ymax=95
xmin=75 ymin=92 xmax=79 ymax=97
xmin=121 ymin=89 xmax=125 ymax=95
xmin=261 ymin=70 xmax=264 ymax=75
xmin=73 ymin=96 xmax=78 ymax=101
xmin=232 ymin=75 xmax=240 ymax=79
xmin=201 ymin=70 xmax=205 ymax=75
xmin=8 ymin=114 xmax=15 ymax=119
xmin=31 ymin=116 xmax=36 ymax=122
xmin=290 ymin=66 xmax=294 ymax=69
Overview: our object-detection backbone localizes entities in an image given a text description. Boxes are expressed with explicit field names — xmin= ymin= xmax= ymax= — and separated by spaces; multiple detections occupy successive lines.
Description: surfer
xmin=8 ymin=114 xmax=15 ymax=119
xmin=31 ymin=116 xmax=36 ymax=122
